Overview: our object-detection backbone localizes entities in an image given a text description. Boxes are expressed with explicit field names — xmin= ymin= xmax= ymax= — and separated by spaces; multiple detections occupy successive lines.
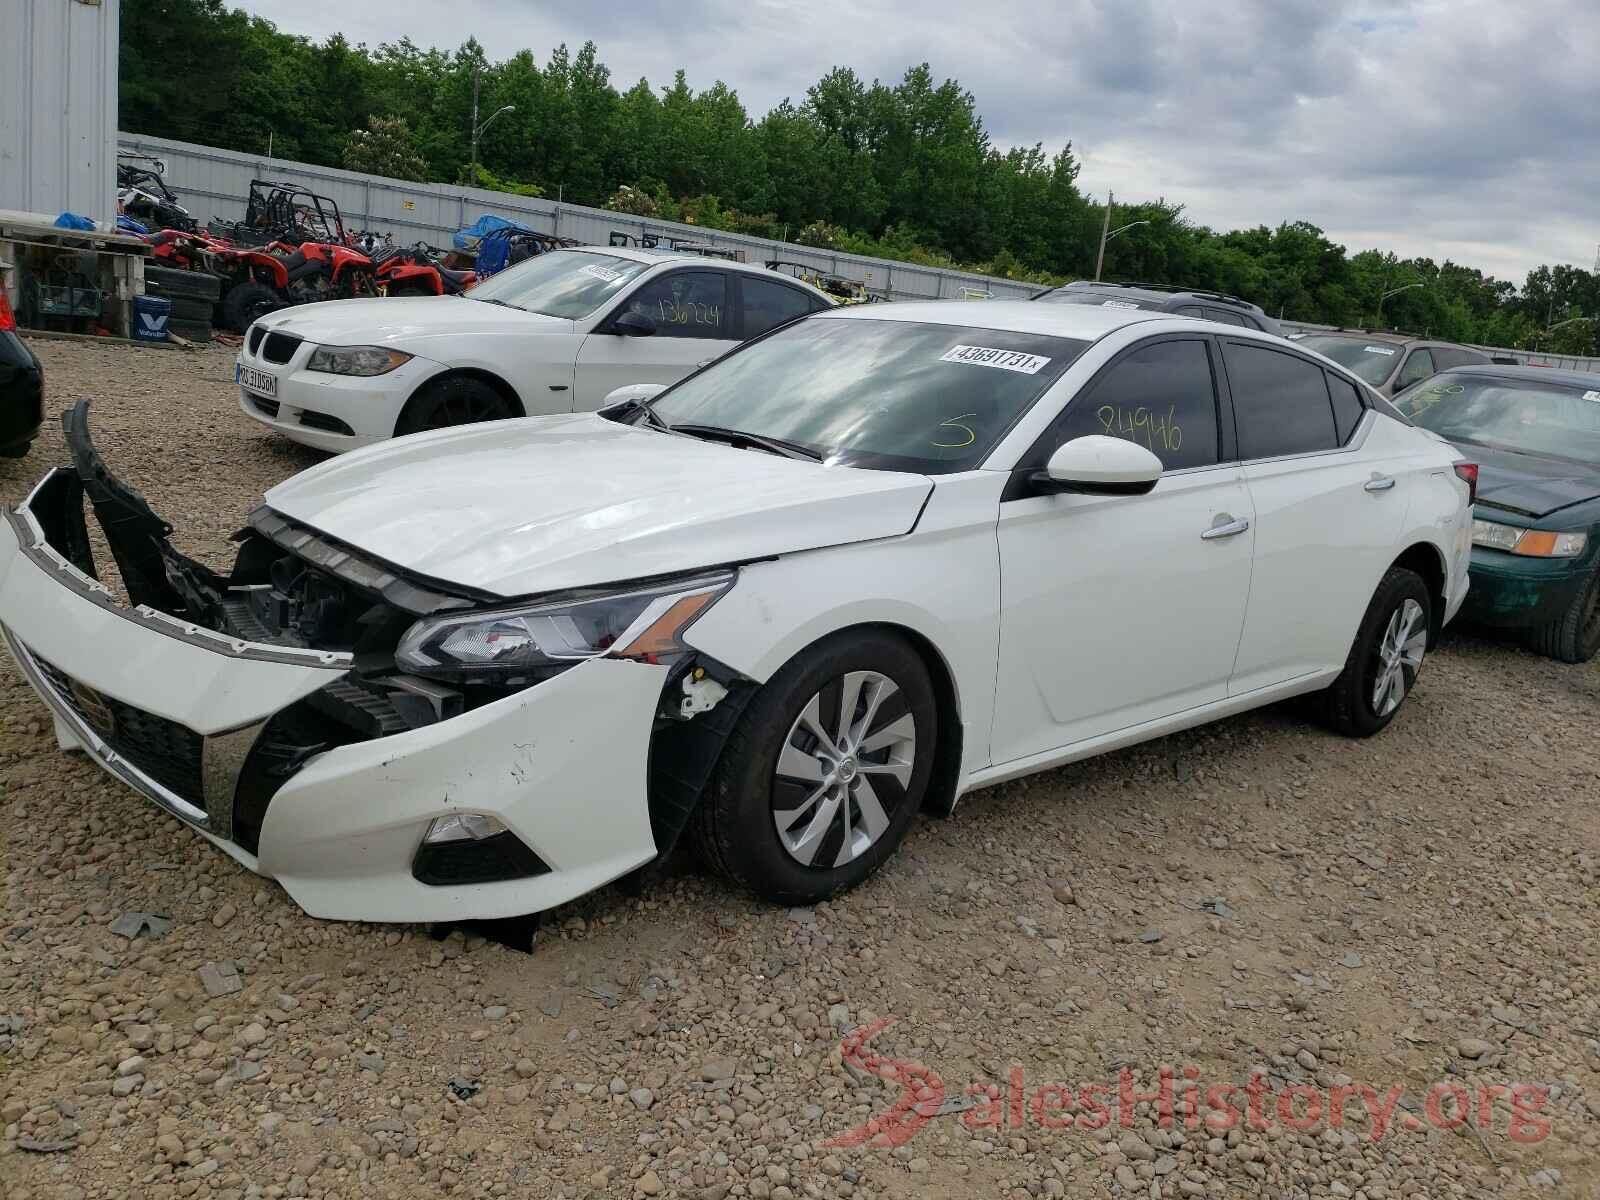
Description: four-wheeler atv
xmin=764 ymin=259 xmax=880 ymax=305
xmin=374 ymin=243 xmax=477 ymax=297
xmin=117 ymin=154 xmax=197 ymax=232
xmin=209 ymin=184 xmax=379 ymax=330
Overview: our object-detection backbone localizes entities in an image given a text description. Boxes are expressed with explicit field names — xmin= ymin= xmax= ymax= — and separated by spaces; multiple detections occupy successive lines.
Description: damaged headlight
xmin=394 ymin=572 xmax=733 ymax=684
xmin=306 ymin=345 xmax=413 ymax=376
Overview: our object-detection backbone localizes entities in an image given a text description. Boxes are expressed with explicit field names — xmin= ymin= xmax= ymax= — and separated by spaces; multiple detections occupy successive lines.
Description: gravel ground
xmin=1 ymin=336 xmax=1598 ymax=1200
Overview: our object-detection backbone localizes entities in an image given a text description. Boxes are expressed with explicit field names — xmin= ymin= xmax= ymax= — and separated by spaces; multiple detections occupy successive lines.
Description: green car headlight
xmin=1472 ymin=519 xmax=1588 ymax=558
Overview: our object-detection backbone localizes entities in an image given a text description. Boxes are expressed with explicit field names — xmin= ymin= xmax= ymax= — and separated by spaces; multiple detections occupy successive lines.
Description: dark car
xmin=1291 ymin=330 xmax=1491 ymax=399
xmin=0 ymin=285 xmax=42 ymax=458
xmin=1394 ymin=365 xmax=1600 ymax=662
xmin=1032 ymin=281 xmax=1283 ymax=335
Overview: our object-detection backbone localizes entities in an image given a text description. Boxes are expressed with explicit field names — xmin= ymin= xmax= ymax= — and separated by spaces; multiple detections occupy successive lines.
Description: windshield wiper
xmin=469 ymin=296 xmax=520 ymax=310
xmin=671 ymin=423 xmax=823 ymax=462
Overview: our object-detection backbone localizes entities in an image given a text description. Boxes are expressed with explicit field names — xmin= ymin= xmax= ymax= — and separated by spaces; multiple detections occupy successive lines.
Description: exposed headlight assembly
xmin=306 ymin=345 xmax=413 ymax=376
xmin=1472 ymin=519 xmax=1588 ymax=558
xmin=395 ymin=572 xmax=734 ymax=684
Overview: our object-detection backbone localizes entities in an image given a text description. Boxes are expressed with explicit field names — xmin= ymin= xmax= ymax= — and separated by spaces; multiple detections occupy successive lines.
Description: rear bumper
xmin=1459 ymin=546 xmax=1593 ymax=630
xmin=0 ymin=469 xmax=665 ymax=923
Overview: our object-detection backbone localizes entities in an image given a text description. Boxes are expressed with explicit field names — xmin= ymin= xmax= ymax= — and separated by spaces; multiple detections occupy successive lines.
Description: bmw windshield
xmin=464 ymin=250 xmax=652 ymax=319
xmin=645 ymin=316 xmax=1089 ymax=473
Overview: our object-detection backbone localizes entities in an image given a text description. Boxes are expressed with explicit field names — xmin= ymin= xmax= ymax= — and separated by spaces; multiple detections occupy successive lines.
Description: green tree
xmin=342 ymin=116 xmax=427 ymax=181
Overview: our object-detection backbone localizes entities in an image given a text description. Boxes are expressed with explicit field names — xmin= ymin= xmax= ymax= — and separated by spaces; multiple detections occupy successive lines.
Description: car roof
xmin=814 ymin=299 xmax=1174 ymax=338
xmin=1296 ymin=330 xmax=1412 ymax=345
xmin=571 ymin=244 xmax=833 ymax=298
xmin=1042 ymin=280 xmax=1268 ymax=314
xmin=1437 ymin=363 xmax=1600 ymax=389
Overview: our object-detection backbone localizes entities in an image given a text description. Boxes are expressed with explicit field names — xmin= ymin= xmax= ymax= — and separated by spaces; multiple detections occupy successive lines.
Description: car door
xmin=990 ymin=335 xmax=1256 ymax=764
xmin=1220 ymin=340 xmax=1410 ymax=693
xmin=570 ymin=269 xmax=739 ymax=408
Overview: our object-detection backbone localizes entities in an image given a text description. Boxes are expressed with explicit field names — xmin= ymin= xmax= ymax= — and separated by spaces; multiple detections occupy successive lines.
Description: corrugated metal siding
xmin=0 ymin=0 xmax=120 ymax=222
xmin=115 ymin=132 xmax=1045 ymax=304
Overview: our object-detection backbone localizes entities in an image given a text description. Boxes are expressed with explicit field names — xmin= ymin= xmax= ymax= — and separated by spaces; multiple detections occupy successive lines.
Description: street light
xmin=1374 ymin=282 xmax=1423 ymax=328
xmin=469 ymin=104 xmax=515 ymax=187
xmin=1093 ymin=189 xmax=1154 ymax=281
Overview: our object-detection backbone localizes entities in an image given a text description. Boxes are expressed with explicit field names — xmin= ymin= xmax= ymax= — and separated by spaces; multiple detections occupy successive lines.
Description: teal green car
xmin=1395 ymin=366 xmax=1600 ymax=663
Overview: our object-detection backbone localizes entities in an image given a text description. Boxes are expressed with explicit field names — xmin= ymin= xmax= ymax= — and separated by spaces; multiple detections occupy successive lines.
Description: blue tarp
xmin=451 ymin=214 xmax=534 ymax=253
xmin=53 ymin=212 xmax=97 ymax=231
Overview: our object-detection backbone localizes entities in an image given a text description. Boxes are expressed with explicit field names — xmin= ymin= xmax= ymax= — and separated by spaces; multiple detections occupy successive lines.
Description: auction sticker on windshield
xmin=236 ymin=363 xmax=277 ymax=398
xmin=580 ymin=263 xmax=622 ymax=282
xmin=1363 ymin=345 xmax=1397 ymax=356
xmin=940 ymin=345 xmax=1051 ymax=374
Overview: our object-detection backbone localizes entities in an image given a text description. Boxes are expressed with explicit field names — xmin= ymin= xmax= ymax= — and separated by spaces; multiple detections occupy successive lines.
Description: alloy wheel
xmin=771 ymin=670 xmax=917 ymax=869
xmin=1371 ymin=597 xmax=1426 ymax=717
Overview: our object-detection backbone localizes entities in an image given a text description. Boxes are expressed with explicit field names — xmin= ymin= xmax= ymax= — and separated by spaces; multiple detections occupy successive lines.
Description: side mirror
xmin=611 ymin=310 xmax=656 ymax=337
xmin=601 ymin=382 xmax=668 ymax=411
xmin=1031 ymin=435 xmax=1163 ymax=496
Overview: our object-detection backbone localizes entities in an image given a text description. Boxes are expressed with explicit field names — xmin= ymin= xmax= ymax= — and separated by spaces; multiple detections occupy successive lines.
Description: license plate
xmin=236 ymin=363 xmax=277 ymax=398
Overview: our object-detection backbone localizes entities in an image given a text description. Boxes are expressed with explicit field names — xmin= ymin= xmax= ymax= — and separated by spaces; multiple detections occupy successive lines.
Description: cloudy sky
xmin=233 ymin=0 xmax=1600 ymax=283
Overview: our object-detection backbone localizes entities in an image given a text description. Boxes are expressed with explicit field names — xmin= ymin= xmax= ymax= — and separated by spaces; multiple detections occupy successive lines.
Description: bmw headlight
xmin=395 ymin=573 xmax=734 ymax=684
xmin=307 ymin=345 xmax=413 ymax=376
xmin=1472 ymin=520 xmax=1588 ymax=558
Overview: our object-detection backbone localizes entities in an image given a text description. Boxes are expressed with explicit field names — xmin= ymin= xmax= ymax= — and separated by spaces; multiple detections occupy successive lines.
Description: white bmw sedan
xmin=233 ymin=246 xmax=834 ymax=452
xmin=1 ymin=303 xmax=1473 ymax=922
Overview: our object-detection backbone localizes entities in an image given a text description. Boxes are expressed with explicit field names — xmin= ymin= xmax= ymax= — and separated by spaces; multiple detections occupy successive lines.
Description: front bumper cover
xmin=0 ymin=424 xmax=668 ymax=922
xmin=1460 ymin=545 xmax=1594 ymax=630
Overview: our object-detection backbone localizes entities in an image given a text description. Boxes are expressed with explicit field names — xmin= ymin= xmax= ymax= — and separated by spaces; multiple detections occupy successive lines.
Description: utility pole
xmin=1094 ymin=191 xmax=1113 ymax=282
xmin=470 ymin=65 xmax=480 ymax=188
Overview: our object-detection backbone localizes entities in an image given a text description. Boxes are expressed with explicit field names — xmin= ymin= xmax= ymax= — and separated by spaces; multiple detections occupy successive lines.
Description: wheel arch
xmin=1390 ymin=540 xmax=1449 ymax=645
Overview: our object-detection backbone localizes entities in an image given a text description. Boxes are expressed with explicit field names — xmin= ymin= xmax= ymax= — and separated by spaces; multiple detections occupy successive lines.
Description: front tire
xmin=1316 ymin=567 xmax=1431 ymax=737
xmin=692 ymin=629 xmax=938 ymax=905
xmin=394 ymin=376 xmax=516 ymax=435
xmin=1528 ymin=566 xmax=1600 ymax=663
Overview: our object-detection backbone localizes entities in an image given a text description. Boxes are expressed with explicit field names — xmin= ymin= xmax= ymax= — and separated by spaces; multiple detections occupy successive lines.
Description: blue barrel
xmin=132 ymin=294 xmax=171 ymax=342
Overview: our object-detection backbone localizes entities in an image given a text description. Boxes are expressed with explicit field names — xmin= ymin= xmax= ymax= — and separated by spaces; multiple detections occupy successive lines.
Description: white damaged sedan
xmin=0 ymin=303 xmax=1474 ymax=923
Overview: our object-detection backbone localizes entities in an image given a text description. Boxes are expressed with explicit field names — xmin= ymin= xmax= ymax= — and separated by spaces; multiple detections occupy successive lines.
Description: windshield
xmin=1034 ymin=288 xmax=1151 ymax=311
xmin=647 ymin=317 xmax=1089 ymax=474
xmin=465 ymin=250 xmax=652 ymax=319
xmin=1395 ymin=373 xmax=1600 ymax=466
xmin=1297 ymin=336 xmax=1402 ymax=385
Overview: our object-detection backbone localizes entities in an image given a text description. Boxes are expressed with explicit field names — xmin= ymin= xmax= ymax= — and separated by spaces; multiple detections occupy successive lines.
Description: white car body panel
xmin=0 ymin=300 xmax=1473 ymax=922
xmin=236 ymin=250 xmax=829 ymax=451
xmin=263 ymin=414 xmax=933 ymax=597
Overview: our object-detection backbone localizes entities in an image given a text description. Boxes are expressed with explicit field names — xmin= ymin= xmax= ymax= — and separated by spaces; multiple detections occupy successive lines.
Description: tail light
xmin=1453 ymin=462 xmax=1478 ymax=505
xmin=0 ymin=287 xmax=16 ymax=333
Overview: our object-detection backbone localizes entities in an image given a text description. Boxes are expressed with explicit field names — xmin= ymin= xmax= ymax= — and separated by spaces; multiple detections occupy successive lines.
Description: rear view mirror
xmin=601 ymin=382 xmax=668 ymax=410
xmin=1032 ymin=435 xmax=1163 ymax=496
xmin=612 ymin=310 xmax=656 ymax=336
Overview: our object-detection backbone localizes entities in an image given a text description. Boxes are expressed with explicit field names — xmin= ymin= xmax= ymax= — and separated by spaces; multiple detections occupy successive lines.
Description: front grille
xmin=297 ymin=409 xmax=354 ymax=436
xmin=261 ymin=332 xmax=302 ymax=364
xmin=247 ymin=326 xmax=265 ymax=355
xmin=249 ymin=395 xmax=280 ymax=419
xmin=31 ymin=654 xmax=206 ymax=808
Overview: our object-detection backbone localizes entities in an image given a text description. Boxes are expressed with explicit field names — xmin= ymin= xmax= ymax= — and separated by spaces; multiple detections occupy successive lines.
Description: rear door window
xmin=1222 ymin=341 xmax=1339 ymax=459
xmin=739 ymin=277 xmax=819 ymax=339
xmin=1203 ymin=307 xmax=1249 ymax=327
xmin=1326 ymin=372 xmax=1367 ymax=443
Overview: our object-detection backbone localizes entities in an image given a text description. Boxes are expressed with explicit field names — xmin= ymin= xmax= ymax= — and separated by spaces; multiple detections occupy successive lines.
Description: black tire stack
xmin=142 ymin=265 xmax=222 ymax=344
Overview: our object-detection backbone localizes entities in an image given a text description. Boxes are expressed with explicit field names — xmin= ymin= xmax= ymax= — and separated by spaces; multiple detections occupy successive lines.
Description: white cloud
xmin=232 ymin=0 xmax=1600 ymax=283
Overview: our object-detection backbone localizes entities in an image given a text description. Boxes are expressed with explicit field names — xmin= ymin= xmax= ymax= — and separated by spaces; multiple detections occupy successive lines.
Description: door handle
xmin=1364 ymin=475 xmax=1397 ymax=492
xmin=1201 ymin=515 xmax=1250 ymax=540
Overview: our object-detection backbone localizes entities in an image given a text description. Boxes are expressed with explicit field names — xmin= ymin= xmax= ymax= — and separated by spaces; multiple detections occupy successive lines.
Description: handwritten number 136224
xmin=1097 ymin=404 xmax=1182 ymax=453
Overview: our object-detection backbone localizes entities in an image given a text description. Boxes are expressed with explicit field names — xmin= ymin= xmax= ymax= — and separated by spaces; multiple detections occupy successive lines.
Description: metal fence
xmin=116 ymin=132 xmax=1041 ymax=304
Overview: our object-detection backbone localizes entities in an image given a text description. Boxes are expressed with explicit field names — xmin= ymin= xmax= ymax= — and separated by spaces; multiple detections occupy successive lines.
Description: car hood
xmin=254 ymin=296 xmax=573 ymax=346
xmin=263 ymin=414 xmax=934 ymax=596
xmin=1462 ymin=442 xmax=1600 ymax=520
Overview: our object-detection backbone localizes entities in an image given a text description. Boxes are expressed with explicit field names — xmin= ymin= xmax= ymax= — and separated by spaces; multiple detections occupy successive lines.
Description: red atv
xmin=211 ymin=184 xmax=379 ymax=331
xmin=374 ymin=242 xmax=477 ymax=297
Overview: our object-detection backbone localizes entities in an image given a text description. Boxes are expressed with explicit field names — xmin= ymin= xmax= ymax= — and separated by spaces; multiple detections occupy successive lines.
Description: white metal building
xmin=0 ymin=0 xmax=121 ymax=223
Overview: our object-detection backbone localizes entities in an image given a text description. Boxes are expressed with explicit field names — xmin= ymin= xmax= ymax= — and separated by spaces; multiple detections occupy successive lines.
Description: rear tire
xmin=143 ymin=264 xmax=222 ymax=301
xmin=1315 ymin=567 xmax=1431 ymax=737
xmin=691 ymin=629 xmax=937 ymax=905
xmin=394 ymin=376 xmax=515 ymax=435
xmin=167 ymin=317 xmax=213 ymax=343
xmin=221 ymin=281 xmax=284 ymax=333
xmin=1528 ymin=566 xmax=1600 ymax=663
xmin=165 ymin=295 xmax=214 ymax=324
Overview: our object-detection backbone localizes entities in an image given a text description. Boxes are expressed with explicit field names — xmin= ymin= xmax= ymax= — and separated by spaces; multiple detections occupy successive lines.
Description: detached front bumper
xmin=1459 ymin=546 xmax=1593 ymax=630
xmin=0 ymin=467 xmax=665 ymax=923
